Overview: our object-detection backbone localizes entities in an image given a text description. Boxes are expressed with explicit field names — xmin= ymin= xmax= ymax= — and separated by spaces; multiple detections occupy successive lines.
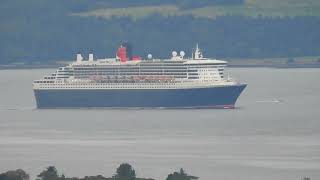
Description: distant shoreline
xmin=0 ymin=64 xmax=320 ymax=71
xmin=1 ymin=60 xmax=320 ymax=70
xmin=0 ymin=64 xmax=60 ymax=70
xmin=228 ymin=64 xmax=320 ymax=68
xmin=2 ymin=65 xmax=320 ymax=70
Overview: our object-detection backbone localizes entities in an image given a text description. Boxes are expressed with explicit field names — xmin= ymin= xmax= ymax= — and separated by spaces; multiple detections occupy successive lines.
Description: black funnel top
xmin=122 ymin=42 xmax=133 ymax=60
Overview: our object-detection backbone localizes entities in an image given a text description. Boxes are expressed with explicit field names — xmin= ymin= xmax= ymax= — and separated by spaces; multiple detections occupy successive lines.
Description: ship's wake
xmin=256 ymin=99 xmax=282 ymax=103
xmin=0 ymin=106 xmax=36 ymax=111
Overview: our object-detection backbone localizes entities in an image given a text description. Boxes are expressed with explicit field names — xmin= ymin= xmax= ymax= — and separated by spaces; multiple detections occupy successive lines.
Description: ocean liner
xmin=33 ymin=44 xmax=246 ymax=109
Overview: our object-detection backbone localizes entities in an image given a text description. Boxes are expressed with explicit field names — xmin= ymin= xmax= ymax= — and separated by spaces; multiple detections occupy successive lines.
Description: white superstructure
xmin=33 ymin=45 xmax=238 ymax=90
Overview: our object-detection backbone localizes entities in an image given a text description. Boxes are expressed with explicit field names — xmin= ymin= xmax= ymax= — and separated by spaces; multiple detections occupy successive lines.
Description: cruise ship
xmin=33 ymin=44 xmax=247 ymax=109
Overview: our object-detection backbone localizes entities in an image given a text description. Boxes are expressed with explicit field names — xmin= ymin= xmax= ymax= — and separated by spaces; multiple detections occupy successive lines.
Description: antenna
xmin=194 ymin=43 xmax=202 ymax=60
xmin=89 ymin=50 xmax=94 ymax=62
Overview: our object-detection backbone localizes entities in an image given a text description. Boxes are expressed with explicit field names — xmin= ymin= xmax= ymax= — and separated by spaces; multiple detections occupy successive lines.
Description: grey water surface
xmin=0 ymin=68 xmax=319 ymax=180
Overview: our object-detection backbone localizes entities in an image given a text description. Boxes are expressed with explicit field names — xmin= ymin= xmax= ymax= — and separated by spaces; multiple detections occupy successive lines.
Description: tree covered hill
xmin=1 ymin=0 xmax=320 ymax=64
xmin=73 ymin=0 xmax=320 ymax=19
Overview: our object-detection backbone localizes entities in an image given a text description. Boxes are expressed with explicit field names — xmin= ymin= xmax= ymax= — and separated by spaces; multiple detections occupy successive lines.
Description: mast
xmin=194 ymin=43 xmax=203 ymax=60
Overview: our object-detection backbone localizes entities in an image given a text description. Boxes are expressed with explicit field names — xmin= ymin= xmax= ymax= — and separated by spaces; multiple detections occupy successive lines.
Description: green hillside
xmin=72 ymin=0 xmax=320 ymax=20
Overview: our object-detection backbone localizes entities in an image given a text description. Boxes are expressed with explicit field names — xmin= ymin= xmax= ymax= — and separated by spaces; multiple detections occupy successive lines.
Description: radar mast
xmin=193 ymin=44 xmax=203 ymax=60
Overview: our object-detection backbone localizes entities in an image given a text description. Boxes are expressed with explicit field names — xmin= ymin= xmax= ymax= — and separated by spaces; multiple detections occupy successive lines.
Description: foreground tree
xmin=166 ymin=168 xmax=198 ymax=180
xmin=302 ymin=177 xmax=311 ymax=180
xmin=114 ymin=163 xmax=136 ymax=180
xmin=37 ymin=166 xmax=60 ymax=180
xmin=0 ymin=169 xmax=29 ymax=180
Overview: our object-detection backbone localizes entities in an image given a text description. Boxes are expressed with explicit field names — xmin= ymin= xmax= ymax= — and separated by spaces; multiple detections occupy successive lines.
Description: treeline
xmin=0 ymin=164 xmax=312 ymax=180
xmin=0 ymin=163 xmax=198 ymax=180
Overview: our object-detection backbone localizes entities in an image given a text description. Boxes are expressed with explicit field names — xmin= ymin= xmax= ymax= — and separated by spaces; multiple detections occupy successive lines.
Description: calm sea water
xmin=0 ymin=68 xmax=319 ymax=180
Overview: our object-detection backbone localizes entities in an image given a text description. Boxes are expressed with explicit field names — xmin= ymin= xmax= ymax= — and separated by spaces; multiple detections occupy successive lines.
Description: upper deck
xmin=70 ymin=57 xmax=227 ymax=67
